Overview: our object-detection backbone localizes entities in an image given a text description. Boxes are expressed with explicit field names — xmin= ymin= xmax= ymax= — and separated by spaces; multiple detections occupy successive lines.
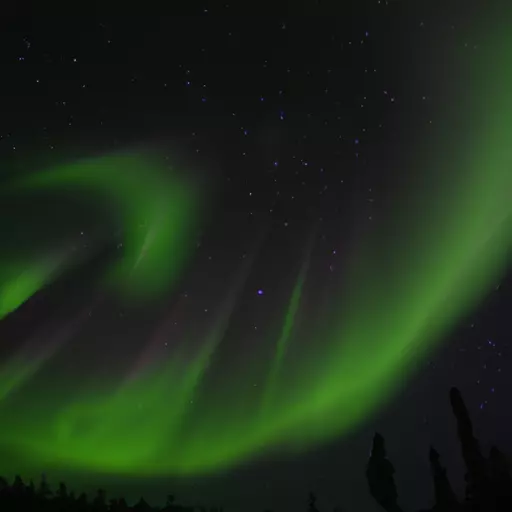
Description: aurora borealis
xmin=0 ymin=4 xmax=510 ymax=511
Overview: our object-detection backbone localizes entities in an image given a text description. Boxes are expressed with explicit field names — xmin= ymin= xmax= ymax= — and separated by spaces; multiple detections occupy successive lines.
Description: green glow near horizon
xmin=0 ymin=19 xmax=510 ymax=485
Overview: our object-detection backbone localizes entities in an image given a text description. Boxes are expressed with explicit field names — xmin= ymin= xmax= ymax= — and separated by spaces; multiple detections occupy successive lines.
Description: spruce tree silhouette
xmin=77 ymin=491 xmax=89 ymax=511
xmin=450 ymin=387 xmax=489 ymax=509
xmin=25 ymin=479 xmax=37 ymax=511
xmin=38 ymin=473 xmax=52 ymax=500
xmin=12 ymin=474 xmax=24 ymax=495
xmin=133 ymin=496 xmax=152 ymax=512
xmin=28 ymin=479 xmax=36 ymax=494
xmin=488 ymin=446 xmax=512 ymax=512
xmin=308 ymin=492 xmax=320 ymax=512
xmin=428 ymin=446 xmax=460 ymax=511
xmin=109 ymin=496 xmax=130 ymax=512
xmin=55 ymin=481 xmax=70 ymax=512
xmin=57 ymin=481 xmax=68 ymax=499
xmin=366 ymin=433 xmax=403 ymax=512
xmin=93 ymin=488 xmax=108 ymax=512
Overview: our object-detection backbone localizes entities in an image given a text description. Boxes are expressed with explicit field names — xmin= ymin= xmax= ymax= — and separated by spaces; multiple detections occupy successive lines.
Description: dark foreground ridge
xmin=1 ymin=388 xmax=510 ymax=511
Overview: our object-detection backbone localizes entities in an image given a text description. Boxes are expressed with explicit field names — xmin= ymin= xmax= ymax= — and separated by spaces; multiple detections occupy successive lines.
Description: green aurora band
xmin=0 ymin=21 xmax=510 ymax=481
xmin=0 ymin=256 xmax=66 ymax=320
xmin=1 ymin=150 xmax=200 ymax=315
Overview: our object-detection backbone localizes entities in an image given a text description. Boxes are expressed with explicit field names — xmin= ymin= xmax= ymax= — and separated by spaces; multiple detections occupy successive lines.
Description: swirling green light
xmin=0 ymin=19 xmax=509 ymax=484
xmin=6 ymin=151 xmax=200 ymax=305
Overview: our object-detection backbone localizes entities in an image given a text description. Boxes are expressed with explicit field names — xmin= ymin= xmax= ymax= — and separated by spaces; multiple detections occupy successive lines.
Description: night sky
xmin=0 ymin=3 xmax=511 ymax=512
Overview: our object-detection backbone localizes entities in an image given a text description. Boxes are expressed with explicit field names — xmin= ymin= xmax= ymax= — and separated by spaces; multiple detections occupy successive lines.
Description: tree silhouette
xmin=92 ymin=488 xmax=107 ymax=512
xmin=450 ymin=387 xmax=489 ymax=507
xmin=309 ymin=491 xmax=320 ymax=512
xmin=428 ymin=446 xmax=460 ymax=511
xmin=38 ymin=474 xmax=52 ymax=500
xmin=366 ymin=433 xmax=403 ymax=512
xmin=133 ymin=496 xmax=152 ymax=512
xmin=0 ymin=387 xmax=510 ymax=511
xmin=488 ymin=446 xmax=512 ymax=512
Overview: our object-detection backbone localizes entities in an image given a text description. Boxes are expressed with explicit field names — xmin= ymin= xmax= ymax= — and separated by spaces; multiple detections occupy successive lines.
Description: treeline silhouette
xmin=1 ymin=388 xmax=510 ymax=511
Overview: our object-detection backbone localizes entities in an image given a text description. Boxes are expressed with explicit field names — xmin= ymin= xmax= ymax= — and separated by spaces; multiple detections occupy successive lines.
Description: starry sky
xmin=0 ymin=2 xmax=511 ymax=512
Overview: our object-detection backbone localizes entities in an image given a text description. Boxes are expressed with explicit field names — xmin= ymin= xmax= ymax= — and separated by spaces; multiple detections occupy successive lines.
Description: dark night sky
xmin=0 ymin=2 xmax=510 ymax=511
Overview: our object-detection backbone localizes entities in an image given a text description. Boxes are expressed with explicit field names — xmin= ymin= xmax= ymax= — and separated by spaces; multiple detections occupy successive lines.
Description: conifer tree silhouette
xmin=309 ymin=491 xmax=320 ymax=512
xmin=428 ymin=446 xmax=459 ymax=511
xmin=488 ymin=445 xmax=512 ymax=512
xmin=366 ymin=433 xmax=403 ymax=512
xmin=450 ymin=387 xmax=489 ymax=508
